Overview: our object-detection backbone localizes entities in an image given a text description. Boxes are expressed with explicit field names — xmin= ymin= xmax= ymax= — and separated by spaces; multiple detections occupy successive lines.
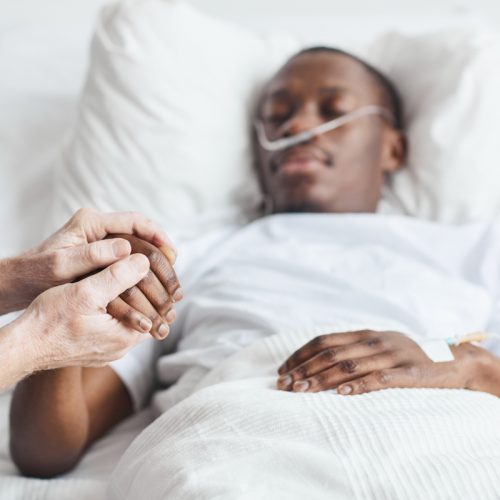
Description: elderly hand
xmin=14 ymin=253 xmax=156 ymax=372
xmin=0 ymin=208 xmax=176 ymax=315
xmin=276 ymin=329 xmax=500 ymax=397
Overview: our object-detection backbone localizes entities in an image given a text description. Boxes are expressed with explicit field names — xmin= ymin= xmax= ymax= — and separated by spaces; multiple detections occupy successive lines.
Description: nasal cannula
xmin=254 ymin=105 xmax=395 ymax=152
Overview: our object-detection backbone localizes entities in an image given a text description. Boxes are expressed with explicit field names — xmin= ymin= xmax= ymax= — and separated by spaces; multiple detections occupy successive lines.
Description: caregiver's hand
xmin=276 ymin=330 xmax=500 ymax=397
xmin=1 ymin=254 xmax=152 ymax=388
xmin=106 ymin=234 xmax=183 ymax=340
xmin=0 ymin=208 xmax=176 ymax=315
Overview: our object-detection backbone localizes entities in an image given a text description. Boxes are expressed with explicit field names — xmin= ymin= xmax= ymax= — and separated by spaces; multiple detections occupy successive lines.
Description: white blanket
xmin=0 ymin=390 xmax=152 ymax=500
xmin=109 ymin=326 xmax=500 ymax=499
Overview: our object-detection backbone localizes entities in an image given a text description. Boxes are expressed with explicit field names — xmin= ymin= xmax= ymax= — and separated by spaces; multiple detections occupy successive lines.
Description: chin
xmin=280 ymin=197 xmax=328 ymax=214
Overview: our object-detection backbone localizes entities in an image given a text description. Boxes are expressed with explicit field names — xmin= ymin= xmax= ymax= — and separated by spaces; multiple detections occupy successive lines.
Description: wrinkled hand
xmin=106 ymin=234 xmax=183 ymax=340
xmin=1 ymin=208 xmax=176 ymax=313
xmin=276 ymin=329 xmax=500 ymax=397
xmin=23 ymin=254 xmax=155 ymax=370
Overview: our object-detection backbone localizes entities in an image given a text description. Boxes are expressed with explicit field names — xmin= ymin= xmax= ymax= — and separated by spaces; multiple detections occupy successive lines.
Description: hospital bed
xmin=1 ymin=0 xmax=500 ymax=498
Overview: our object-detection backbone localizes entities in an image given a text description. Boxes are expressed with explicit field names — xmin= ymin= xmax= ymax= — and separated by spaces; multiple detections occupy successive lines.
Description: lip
xmin=274 ymin=146 xmax=328 ymax=175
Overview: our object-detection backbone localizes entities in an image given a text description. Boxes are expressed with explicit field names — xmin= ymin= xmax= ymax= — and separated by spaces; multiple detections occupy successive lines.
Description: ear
xmin=380 ymin=128 xmax=407 ymax=173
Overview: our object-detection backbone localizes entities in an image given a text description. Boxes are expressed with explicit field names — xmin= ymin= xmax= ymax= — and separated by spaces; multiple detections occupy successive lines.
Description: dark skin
xmin=264 ymin=52 xmax=500 ymax=397
xmin=10 ymin=235 xmax=180 ymax=478
xmin=255 ymin=51 xmax=406 ymax=214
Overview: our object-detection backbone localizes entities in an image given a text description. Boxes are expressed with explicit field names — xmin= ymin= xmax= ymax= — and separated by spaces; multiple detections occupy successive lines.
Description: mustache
xmin=269 ymin=143 xmax=334 ymax=173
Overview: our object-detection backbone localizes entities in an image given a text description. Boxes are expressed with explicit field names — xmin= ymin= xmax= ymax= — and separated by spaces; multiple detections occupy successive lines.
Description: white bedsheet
xmin=109 ymin=326 xmax=500 ymax=500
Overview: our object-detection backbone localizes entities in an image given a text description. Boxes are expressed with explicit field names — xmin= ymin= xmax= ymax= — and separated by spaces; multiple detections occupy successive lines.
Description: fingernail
xmin=166 ymin=309 xmax=176 ymax=324
xmin=173 ymin=288 xmax=183 ymax=302
xmin=113 ymin=239 xmax=131 ymax=258
xmin=130 ymin=254 xmax=150 ymax=273
xmin=139 ymin=317 xmax=152 ymax=332
xmin=278 ymin=374 xmax=293 ymax=388
xmin=339 ymin=385 xmax=352 ymax=395
xmin=293 ymin=380 xmax=310 ymax=392
xmin=158 ymin=323 xmax=169 ymax=339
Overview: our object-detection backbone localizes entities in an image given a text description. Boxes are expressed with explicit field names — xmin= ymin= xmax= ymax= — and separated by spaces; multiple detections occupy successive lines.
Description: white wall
xmin=189 ymin=0 xmax=500 ymax=34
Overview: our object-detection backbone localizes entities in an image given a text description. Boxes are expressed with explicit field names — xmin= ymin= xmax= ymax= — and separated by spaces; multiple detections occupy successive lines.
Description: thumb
xmin=79 ymin=254 xmax=150 ymax=307
xmin=58 ymin=239 xmax=132 ymax=281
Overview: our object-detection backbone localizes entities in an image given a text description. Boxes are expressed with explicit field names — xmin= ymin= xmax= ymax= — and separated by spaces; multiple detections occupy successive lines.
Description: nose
xmin=283 ymin=103 xmax=321 ymax=138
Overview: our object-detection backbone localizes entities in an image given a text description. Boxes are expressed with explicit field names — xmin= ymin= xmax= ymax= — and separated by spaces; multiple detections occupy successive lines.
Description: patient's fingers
xmin=136 ymin=270 xmax=171 ymax=316
xmin=277 ymin=339 xmax=387 ymax=390
xmin=120 ymin=285 xmax=171 ymax=340
xmin=107 ymin=297 xmax=153 ymax=334
xmin=109 ymin=234 xmax=182 ymax=303
xmin=278 ymin=330 xmax=375 ymax=375
xmin=288 ymin=352 xmax=396 ymax=393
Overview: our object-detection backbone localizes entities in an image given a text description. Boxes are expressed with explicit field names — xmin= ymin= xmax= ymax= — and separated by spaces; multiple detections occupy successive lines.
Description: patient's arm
xmin=10 ymin=366 xmax=131 ymax=478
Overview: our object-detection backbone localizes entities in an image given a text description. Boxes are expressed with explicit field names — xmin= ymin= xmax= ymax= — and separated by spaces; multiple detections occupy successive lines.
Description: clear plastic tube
xmin=254 ymin=105 xmax=395 ymax=152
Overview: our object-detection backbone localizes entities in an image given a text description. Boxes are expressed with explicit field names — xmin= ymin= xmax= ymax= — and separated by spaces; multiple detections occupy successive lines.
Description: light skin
xmin=0 ymin=207 xmax=180 ymax=339
xmin=10 ymin=50 xmax=500 ymax=478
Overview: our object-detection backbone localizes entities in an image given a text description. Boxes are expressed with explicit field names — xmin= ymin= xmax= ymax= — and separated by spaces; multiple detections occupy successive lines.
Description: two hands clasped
xmin=276 ymin=330 xmax=500 ymax=397
xmin=0 ymin=208 xmax=182 ymax=387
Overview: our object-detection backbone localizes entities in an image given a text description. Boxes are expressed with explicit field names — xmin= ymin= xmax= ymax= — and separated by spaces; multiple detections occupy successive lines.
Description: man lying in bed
xmin=10 ymin=46 xmax=500 ymax=478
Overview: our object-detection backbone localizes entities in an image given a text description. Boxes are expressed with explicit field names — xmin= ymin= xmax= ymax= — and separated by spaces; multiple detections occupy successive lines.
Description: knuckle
xmin=405 ymin=365 xmax=420 ymax=379
xmin=320 ymin=348 xmax=337 ymax=363
xmin=357 ymin=377 xmax=370 ymax=393
xmin=73 ymin=207 xmax=95 ymax=222
xmin=120 ymin=286 xmax=137 ymax=301
xmin=312 ymin=335 xmax=328 ymax=349
xmin=148 ymin=249 xmax=164 ymax=266
xmin=365 ymin=337 xmax=382 ymax=349
xmin=46 ymin=251 xmax=65 ymax=279
xmin=74 ymin=280 xmax=90 ymax=299
xmin=314 ymin=372 xmax=326 ymax=388
xmin=86 ymin=243 xmax=103 ymax=264
xmin=108 ymin=259 xmax=125 ymax=282
xmin=339 ymin=359 xmax=357 ymax=374
xmin=376 ymin=370 xmax=391 ymax=385
xmin=294 ymin=365 xmax=309 ymax=379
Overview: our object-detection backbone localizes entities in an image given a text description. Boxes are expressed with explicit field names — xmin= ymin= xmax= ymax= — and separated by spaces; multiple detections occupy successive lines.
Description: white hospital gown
xmin=111 ymin=213 xmax=500 ymax=409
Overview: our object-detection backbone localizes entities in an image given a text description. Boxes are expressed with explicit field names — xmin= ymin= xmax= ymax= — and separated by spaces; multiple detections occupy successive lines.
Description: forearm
xmin=0 ymin=255 xmax=43 ymax=315
xmin=0 ymin=314 xmax=39 ymax=389
xmin=10 ymin=367 xmax=90 ymax=477
xmin=10 ymin=362 xmax=134 ymax=478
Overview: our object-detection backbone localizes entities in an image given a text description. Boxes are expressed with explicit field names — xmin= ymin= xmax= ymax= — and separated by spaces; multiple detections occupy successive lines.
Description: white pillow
xmin=52 ymin=0 xmax=500 ymax=234
xmin=52 ymin=0 xmax=298 ymax=236
xmin=369 ymin=30 xmax=500 ymax=221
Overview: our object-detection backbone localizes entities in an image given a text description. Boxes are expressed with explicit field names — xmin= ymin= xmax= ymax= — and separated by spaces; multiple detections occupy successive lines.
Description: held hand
xmin=3 ymin=208 xmax=176 ymax=312
xmin=276 ymin=330 xmax=498 ymax=396
xmin=22 ymin=254 xmax=155 ymax=370
xmin=106 ymin=234 xmax=183 ymax=340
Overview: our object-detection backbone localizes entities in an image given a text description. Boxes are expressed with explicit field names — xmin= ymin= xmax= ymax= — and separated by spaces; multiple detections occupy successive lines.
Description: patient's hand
xmin=106 ymin=234 xmax=183 ymax=340
xmin=276 ymin=330 xmax=500 ymax=397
